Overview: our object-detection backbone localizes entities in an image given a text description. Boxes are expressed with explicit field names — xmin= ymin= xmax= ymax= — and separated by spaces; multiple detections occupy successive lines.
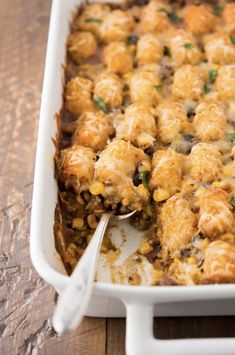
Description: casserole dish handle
xmin=125 ymin=302 xmax=235 ymax=355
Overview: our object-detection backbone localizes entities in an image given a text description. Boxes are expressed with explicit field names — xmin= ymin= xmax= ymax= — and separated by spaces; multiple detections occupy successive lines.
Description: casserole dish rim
xmin=29 ymin=0 xmax=235 ymax=299
xmin=30 ymin=1 xmax=235 ymax=353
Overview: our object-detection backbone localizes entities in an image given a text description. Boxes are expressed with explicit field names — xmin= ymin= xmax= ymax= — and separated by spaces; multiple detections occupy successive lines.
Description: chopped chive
xmin=138 ymin=171 xmax=150 ymax=188
xmin=168 ymin=12 xmax=181 ymax=23
xmin=183 ymin=43 xmax=193 ymax=49
xmin=231 ymin=36 xmax=235 ymax=46
xmin=155 ymin=84 xmax=162 ymax=92
xmin=85 ymin=18 xmax=103 ymax=23
xmin=226 ymin=132 xmax=235 ymax=144
xmin=203 ymin=84 xmax=210 ymax=94
xmin=94 ymin=96 xmax=108 ymax=114
xmin=209 ymin=69 xmax=218 ymax=83
xmin=230 ymin=197 xmax=235 ymax=208
xmin=213 ymin=6 xmax=223 ymax=16
xmin=158 ymin=7 xmax=168 ymax=13
xmin=158 ymin=8 xmax=180 ymax=23
xmin=126 ymin=34 xmax=139 ymax=45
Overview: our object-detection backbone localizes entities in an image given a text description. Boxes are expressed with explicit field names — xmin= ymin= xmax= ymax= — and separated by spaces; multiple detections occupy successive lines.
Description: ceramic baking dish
xmin=30 ymin=1 xmax=235 ymax=353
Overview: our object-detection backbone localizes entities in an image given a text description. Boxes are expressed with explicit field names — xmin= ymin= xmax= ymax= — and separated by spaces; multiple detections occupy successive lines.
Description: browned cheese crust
xmin=55 ymin=0 xmax=235 ymax=283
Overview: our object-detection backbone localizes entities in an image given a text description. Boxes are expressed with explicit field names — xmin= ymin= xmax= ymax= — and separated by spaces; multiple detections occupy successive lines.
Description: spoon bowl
xmin=53 ymin=210 xmax=136 ymax=334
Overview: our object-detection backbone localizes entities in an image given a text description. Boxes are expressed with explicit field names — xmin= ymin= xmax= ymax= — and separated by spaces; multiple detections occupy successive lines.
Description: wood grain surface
xmin=0 ymin=1 xmax=235 ymax=354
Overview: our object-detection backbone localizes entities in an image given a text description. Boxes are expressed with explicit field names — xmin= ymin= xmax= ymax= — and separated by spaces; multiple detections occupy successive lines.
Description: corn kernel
xmin=101 ymin=244 xmax=108 ymax=253
xmin=181 ymin=180 xmax=197 ymax=194
xmin=195 ymin=185 xmax=206 ymax=197
xmin=122 ymin=197 xmax=129 ymax=206
xmin=212 ymin=181 xmax=223 ymax=188
xmin=138 ymin=242 xmax=153 ymax=255
xmin=222 ymin=165 xmax=232 ymax=177
xmin=86 ymin=234 xmax=93 ymax=243
xmin=139 ymin=161 xmax=151 ymax=172
xmin=153 ymin=188 xmax=170 ymax=202
xmin=212 ymin=181 xmax=231 ymax=191
xmin=76 ymin=194 xmax=85 ymax=205
xmin=66 ymin=243 xmax=78 ymax=258
xmin=89 ymin=181 xmax=105 ymax=196
xmin=187 ymin=257 xmax=196 ymax=265
xmin=123 ymin=72 xmax=132 ymax=81
xmin=220 ymin=233 xmax=235 ymax=243
xmin=201 ymin=238 xmax=210 ymax=249
xmin=137 ymin=183 xmax=149 ymax=199
xmin=87 ymin=214 xmax=98 ymax=229
xmin=146 ymin=205 xmax=153 ymax=217
xmin=83 ymin=191 xmax=91 ymax=202
xmin=154 ymin=270 xmax=164 ymax=280
xmin=72 ymin=218 xmax=84 ymax=229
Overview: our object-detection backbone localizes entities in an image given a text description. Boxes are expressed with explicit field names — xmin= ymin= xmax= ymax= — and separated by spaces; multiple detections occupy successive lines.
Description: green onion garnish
xmin=230 ymin=197 xmax=235 ymax=208
xmin=85 ymin=18 xmax=102 ymax=23
xmin=94 ymin=96 xmax=108 ymax=114
xmin=183 ymin=43 xmax=193 ymax=49
xmin=203 ymin=84 xmax=210 ymax=94
xmin=138 ymin=171 xmax=150 ymax=188
xmin=158 ymin=8 xmax=180 ymax=23
xmin=226 ymin=132 xmax=235 ymax=144
xmin=209 ymin=69 xmax=218 ymax=84
xmin=155 ymin=84 xmax=162 ymax=92
xmin=231 ymin=36 xmax=235 ymax=46
xmin=213 ymin=6 xmax=223 ymax=16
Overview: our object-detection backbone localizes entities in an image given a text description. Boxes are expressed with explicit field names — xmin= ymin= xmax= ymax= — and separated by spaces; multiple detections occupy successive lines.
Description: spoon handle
xmin=53 ymin=213 xmax=112 ymax=334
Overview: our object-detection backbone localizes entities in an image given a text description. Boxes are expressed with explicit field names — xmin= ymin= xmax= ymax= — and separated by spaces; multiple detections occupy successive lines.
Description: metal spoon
xmin=53 ymin=210 xmax=136 ymax=334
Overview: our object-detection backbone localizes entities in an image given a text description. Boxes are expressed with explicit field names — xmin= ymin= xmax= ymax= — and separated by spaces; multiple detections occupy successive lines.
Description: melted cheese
xmin=57 ymin=0 xmax=235 ymax=284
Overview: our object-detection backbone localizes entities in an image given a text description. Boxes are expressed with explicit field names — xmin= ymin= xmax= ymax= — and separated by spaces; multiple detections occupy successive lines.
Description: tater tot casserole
xmin=54 ymin=0 xmax=235 ymax=286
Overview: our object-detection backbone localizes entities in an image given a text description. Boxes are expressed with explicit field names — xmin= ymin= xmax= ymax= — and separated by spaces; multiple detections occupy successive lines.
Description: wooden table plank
xmin=0 ymin=1 xmax=235 ymax=355
xmin=155 ymin=317 xmax=235 ymax=339
xmin=0 ymin=1 xmax=106 ymax=354
xmin=107 ymin=319 xmax=126 ymax=355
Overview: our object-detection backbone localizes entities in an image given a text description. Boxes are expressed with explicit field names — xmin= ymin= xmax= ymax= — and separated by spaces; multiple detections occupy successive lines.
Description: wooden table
xmin=0 ymin=1 xmax=235 ymax=354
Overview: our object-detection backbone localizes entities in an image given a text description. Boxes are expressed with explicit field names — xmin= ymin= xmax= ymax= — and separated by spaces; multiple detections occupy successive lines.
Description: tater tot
xmin=129 ymin=71 xmax=160 ymax=106
xmin=94 ymin=139 xmax=150 ymax=210
xmin=168 ymin=258 xmax=202 ymax=285
xmin=170 ymin=29 xmax=202 ymax=66
xmin=193 ymin=102 xmax=226 ymax=141
xmin=103 ymin=42 xmax=133 ymax=74
xmin=138 ymin=1 xmax=172 ymax=34
xmin=100 ymin=10 xmax=134 ymax=43
xmin=183 ymin=5 xmax=216 ymax=36
xmin=67 ymin=32 xmax=97 ymax=63
xmin=136 ymin=34 xmax=163 ymax=66
xmin=59 ymin=145 xmax=96 ymax=192
xmin=156 ymin=101 xmax=188 ymax=143
xmin=188 ymin=143 xmax=222 ymax=183
xmin=198 ymin=188 xmax=233 ymax=239
xmin=94 ymin=72 xmax=123 ymax=108
xmin=204 ymin=33 xmax=235 ymax=64
xmin=171 ymin=65 xmax=205 ymax=101
xmin=115 ymin=103 xmax=157 ymax=148
xmin=158 ymin=195 xmax=197 ymax=257
xmin=216 ymin=65 xmax=235 ymax=100
xmin=56 ymin=0 xmax=235 ymax=281
xmin=73 ymin=3 xmax=111 ymax=34
xmin=73 ymin=111 xmax=114 ymax=152
xmin=65 ymin=76 xmax=95 ymax=117
xmin=149 ymin=149 xmax=183 ymax=198
xmin=223 ymin=3 xmax=235 ymax=35
xmin=203 ymin=240 xmax=235 ymax=283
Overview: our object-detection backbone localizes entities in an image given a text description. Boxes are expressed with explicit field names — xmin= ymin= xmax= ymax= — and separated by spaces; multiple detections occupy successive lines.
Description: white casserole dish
xmin=30 ymin=1 xmax=235 ymax=354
